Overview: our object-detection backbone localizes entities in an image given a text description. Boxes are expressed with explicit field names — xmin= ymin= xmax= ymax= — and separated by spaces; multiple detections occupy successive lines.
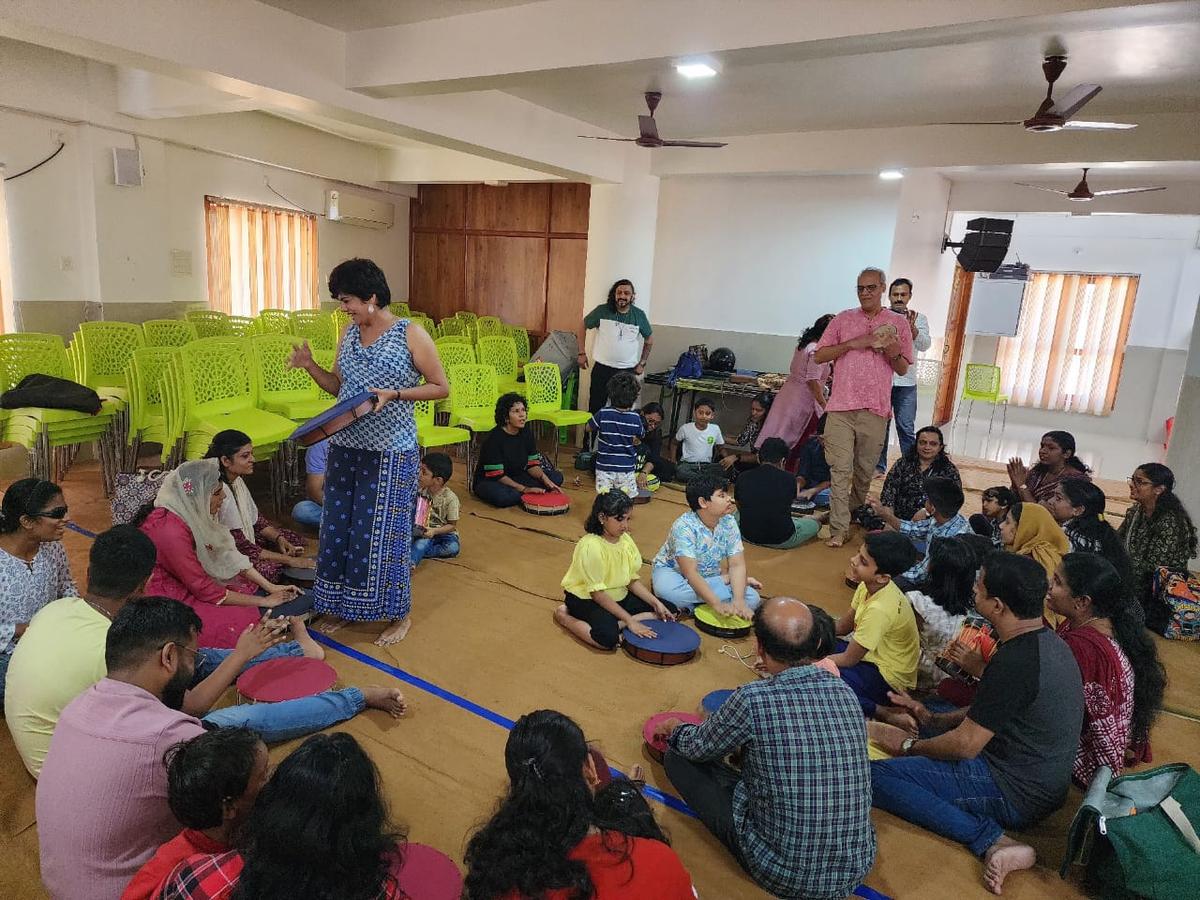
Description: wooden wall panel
xmin=466 ymin=183 xmax=549 ymax=233
xmin=410 ymin=232 xmax=465 ymax=321
xmin=546 ymin=239 xmax=589 ymax=335
xmin=465 ymin=236 xmax=548 ymax=330
xmin=550 ymin=183 xmax=591 ymax=235
xmin=413 ymin=185 xmax=466 ymax=230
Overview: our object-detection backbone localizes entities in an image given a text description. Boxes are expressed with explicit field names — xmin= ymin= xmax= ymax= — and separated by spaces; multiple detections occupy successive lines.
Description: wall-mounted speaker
xmin=942 ymin=217 xmax=1014 ymax=273
xmin=112 ymin=147 xmax=143 ymax=187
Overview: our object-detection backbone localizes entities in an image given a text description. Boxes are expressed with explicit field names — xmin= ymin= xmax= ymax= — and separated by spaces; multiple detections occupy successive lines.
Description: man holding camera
xmin=813 ymin=268 xmax=913 ymax=547
xmin=877 ymin=278 xmax=931 ymax=474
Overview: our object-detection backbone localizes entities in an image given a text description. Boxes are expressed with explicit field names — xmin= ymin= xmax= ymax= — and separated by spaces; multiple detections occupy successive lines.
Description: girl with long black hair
xmin=1044 ymin=479 xmax=1134 ymax=593
xmin=1007 ymin=430 xmax=1091 ymax=504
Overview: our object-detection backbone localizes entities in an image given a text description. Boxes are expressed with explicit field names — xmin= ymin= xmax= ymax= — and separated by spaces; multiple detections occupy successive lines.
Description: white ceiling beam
xmin=0 ymin=0 xmax=628 ymax=181
xmin=379 ymin=147 xmax=562 ymax=184
xmin=346 ymin=0 xmax=1157 ymax=95
xmin=647 ymin=113 xmax=1200 ymax=178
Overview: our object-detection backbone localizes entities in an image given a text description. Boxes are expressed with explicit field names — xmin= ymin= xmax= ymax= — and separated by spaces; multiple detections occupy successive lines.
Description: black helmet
xmin=708 ymin=347 xmax=736 ymax=372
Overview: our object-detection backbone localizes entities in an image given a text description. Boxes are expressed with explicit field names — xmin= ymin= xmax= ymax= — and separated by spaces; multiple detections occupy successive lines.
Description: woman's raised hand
xmin=288 ymin=341 xmax=314 ymax=371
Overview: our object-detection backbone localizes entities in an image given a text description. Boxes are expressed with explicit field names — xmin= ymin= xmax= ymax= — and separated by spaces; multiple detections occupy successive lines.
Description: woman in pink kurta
xmin=138 ymin=460 xmax=299 ymax=648
xmin=756 ymin=315 xmax=834 ymax=450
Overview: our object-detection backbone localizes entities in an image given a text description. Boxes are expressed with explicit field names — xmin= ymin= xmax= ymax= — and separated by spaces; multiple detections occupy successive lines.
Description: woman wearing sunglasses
xmin=0 ymin=479 xmax=77 ymax=704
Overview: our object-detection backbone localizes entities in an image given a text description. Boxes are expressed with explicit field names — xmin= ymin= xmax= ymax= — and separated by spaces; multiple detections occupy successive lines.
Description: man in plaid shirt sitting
xmin=658 ymin=597 xmax=876 ymax=899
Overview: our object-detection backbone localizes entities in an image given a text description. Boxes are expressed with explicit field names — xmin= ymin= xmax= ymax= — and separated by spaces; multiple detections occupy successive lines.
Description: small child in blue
xmin=590 ymin=372 xmax=644 ymax=498
xmin=411 ymin=453 xmax=460 ymax=566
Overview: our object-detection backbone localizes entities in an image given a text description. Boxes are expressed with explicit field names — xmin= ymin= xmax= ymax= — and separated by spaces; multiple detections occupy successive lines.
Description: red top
xmin=506 ymin=833 xmax=696 ymax=899
xmin=122 ymin=829 xmax=228 ymax=900
xmin=140 ymin=508 xmax=261 ymax=648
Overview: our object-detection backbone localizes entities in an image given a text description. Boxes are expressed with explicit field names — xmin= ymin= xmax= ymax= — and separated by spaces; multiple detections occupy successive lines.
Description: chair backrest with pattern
xmin=476 ymin=335 xmax=519 ymax=380
xmin=506 ymin=325 xmax=531 ymax=364
xmin=251 ymin=334 xmax=315 ymax=401
xmin=177 ymin=339 xmax=255 ymax=415
xmin=436 ymin=339 xmax=477 ymax=366
xmin=0 ymin=333 xmax=73 ymax=389
xmin=438 ymin=318 xmax=465 ymax=336
xmin=447 ymin=363 xmax=498 ymax=416
xmin=255 ymin=309 xmax=294 ymax=335
xmin=522 ymin=362 xmax=563 ymax=415
xmin=143 ymin=319 xmax=198 ymax=347
xmin=227 ymin=315 xmax=256 ymax=336
xmin=455 ymin=311 xmax=478 ymax=324
xmin=476 ymin=316 xmax=505 ymax=338
xmin=77 ymin=322 xmax=145 ymax=388
xmin=963 ymin=364 xmax=1002 ymax=401
xmin=185 ymin=309 xmax=233 ymax=337
xmin=290 ymin=310 xmax=336 ymax=352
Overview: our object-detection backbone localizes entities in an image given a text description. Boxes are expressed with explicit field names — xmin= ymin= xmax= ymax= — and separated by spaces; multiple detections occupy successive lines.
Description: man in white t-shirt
xmin=674 ymin=396 xmax=725 ymax=482
xmin=578 ymin=278 xmax=654 ymax=416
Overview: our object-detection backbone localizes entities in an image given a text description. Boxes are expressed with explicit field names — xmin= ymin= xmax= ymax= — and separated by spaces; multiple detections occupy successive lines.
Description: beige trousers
xmin=823 ymin=409 xmax=888 ymax=539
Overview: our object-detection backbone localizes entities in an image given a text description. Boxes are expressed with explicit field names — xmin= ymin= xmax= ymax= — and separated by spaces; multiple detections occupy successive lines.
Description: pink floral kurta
xmin=755 ymin=343 xmax=830 ymax=449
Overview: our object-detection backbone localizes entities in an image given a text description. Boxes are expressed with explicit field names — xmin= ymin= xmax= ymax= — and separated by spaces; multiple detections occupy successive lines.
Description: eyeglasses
xmin=1128 ymin=477 xmax=1152 ymax=487
xmin=32 ymin=506 xmax=68 ymax=520
xmin=856 ymin=284 xmax=882 ymax=293
xmin=162 ymin=642 xmax=200 ymax=660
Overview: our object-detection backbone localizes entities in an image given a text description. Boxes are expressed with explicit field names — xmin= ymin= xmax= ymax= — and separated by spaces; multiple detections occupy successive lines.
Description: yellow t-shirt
xmin=4 ymin=597 xmax=110 ymax=777
xmin=850 ymin=580 xmax=920 ymax=692
xmin=561 ymin=533 xmax=643 ymax=602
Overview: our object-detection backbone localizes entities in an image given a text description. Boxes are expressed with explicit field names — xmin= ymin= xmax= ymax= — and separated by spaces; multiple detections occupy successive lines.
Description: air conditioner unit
xmin=326 ymin=190 xmax=393 ymax=230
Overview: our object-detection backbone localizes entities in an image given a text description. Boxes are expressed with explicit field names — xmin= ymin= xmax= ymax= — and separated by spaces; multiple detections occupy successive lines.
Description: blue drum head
xmin=622 ymin=619 xmax=700 ymax=654
xmin=701 ymin=689 xmax=734 ymax=715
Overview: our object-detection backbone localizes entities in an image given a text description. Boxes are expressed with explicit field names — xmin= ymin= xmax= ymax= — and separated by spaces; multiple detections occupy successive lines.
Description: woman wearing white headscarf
xmin=138 ymin=459 xmax=300 ymax=648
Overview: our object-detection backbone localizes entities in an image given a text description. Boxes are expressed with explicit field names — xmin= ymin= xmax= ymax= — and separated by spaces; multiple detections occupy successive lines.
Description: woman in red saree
xmin=1046 ymin=552 xmax=1166 ymax=787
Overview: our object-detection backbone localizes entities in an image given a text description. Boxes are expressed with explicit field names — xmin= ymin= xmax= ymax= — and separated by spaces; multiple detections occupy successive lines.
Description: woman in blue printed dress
xmin=288 ymin=259 xmax=448 ymax=646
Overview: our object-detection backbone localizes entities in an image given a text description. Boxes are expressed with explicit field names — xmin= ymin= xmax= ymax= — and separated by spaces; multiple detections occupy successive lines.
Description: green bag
xmin=1061 ymin=763 xmax=1200 ymax=899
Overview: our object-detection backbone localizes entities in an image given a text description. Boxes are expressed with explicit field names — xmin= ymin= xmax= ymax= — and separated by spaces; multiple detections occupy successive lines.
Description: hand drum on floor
xmin=622 ymin=620 xmax=700 ymax=666
xmin=236 ymin=657 xmax=337 ymax=704
xmin=643 ymin=711 xmax=704 ymax=762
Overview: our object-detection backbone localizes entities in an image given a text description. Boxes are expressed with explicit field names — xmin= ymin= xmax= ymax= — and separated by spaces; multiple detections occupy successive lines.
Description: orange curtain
xmin=204 ymin=196 xmax=319 ymax=315
xmin=995 ymin=271 xmax=1138 ymax=416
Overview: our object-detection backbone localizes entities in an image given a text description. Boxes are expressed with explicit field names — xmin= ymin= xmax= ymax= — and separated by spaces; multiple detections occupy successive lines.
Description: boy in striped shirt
xmin=590 ymin=373 xmax=644 ymax=498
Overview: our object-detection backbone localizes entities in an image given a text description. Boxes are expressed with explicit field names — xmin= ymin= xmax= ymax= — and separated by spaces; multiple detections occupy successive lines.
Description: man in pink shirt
xmin=814 ymin=267 xmax=913 ymax=547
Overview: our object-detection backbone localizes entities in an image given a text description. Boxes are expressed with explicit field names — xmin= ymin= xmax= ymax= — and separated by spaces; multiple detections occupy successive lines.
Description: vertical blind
xmin=996 ymin=272 xmax=1139 ymax=416
xmin=204 ymin=196 xmax=319 ymax=316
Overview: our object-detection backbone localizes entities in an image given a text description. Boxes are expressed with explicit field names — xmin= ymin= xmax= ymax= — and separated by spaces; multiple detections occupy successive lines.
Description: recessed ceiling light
xmin=879 ymin=169 xmax=904 ymax=180
xmin=676 ymin=62 xmax=717 ymax=79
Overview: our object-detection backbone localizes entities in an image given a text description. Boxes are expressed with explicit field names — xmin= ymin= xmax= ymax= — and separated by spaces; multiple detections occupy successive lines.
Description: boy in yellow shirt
xmin=827 ymin=531 xmax=921 ymax=716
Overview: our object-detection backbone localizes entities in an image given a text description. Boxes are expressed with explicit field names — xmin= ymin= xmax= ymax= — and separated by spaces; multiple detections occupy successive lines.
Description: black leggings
xmin=563 ymin=592 xmax=677 ymax=650
xmin=474 ymin=469 xmax=564 ymax=508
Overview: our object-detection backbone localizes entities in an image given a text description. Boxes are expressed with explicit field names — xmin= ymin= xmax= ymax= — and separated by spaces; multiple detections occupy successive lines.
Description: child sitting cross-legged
xmin=827 ymin=531 xmax=921 ymax=717
xmin=674 ymin=396 xmax=725 ymax=482
xmin=411 ymin=452 xmax=460 ymax=567
xmin=555 ymin=491 xmax=677 ymax=650
xmin=591 ymin=372 xmax=644 ymax=498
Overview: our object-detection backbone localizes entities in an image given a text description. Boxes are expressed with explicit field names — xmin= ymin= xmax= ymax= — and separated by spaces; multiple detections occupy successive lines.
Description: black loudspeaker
xmin=942 ymin=217 xmax=1014 ymax=273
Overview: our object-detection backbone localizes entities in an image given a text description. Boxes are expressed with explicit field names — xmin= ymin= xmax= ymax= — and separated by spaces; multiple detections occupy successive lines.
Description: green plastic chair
xmin=476 ymin=316 xmax=505 ymax=338
xmin=446 ymin=363 xmax=499 ymax=489
xmin=290 ymin=310 xmax=335 ymax=352
xmin=76 ymin=322 xmax=145 ymax=402
xmin=175 ymin=338 xmax=295 ymax=460
xmin=125 ymin=346 xmax=175 ymax=451
xmin=143 ymin=319 xmax=198 ymax=347
xmin=438 ymin=318 xmax=466 ymax=337
xmin=185 ymin=309 xmax=232 ymax=337
xmin=476 ymin=335 xmax=523 ymax=395
xmin=414 ymin=398 xmax=470 ymax=454
xmin=228 ymin=315 xmax=255 ymax=336
xmin=524 ymin=361 xmax=592 ymax=466
xmin=394 ymin=302 xmax=411 ymax=317
xmin=255 ymin=309 xmax=294 ymax=335
xmin=409 ymin=315 xmax=436 ymax=337
xmin=250 ymin=334 xmax=329 ymax=423
xmin=506 ymin=325 xmax=531 ymax=366
xmin=435 ymin=341 xmax=476 ymax=415
xmin=957 ymin=363 xmax=1010 ymax=440
xmin=455 ymin=311 xmax=478 ymax=325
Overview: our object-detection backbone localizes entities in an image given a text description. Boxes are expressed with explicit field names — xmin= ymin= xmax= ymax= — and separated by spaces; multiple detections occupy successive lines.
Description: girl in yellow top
xmin=554 ymin=491 xmax=677 ymax=650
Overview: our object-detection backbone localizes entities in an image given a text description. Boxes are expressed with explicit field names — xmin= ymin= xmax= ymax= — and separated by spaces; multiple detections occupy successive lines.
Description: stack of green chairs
xmin=143 ymin=319 xmax=198 ymax=347
xmin=476 ymin=316 xmax=506 ymax=338
xmin=227 ymin=315 xmax=255 ymax=336
xmin=446 ymin=363 xmax=499 ymax=489
xmin=394 ymin=302 xmax=411 ymax=318
xmin=75 ymin=321 xmax=146 ymax=469
xmin=185 ymin=309 xmax=232 ymax=337
xmin=434 ymin=341 xmax=476 ymax=416
xmin=409 ymin=315 xmax=436 ymax=337
xmin=254 ymin=309 xmax=294 ymax=335
xmin=507 ymin=325 xmax=531 ymax=367
xmin=0 ymin=333 xmax=122 ymax=486
xmin=476 ymin=335 xmax=523 ymax=395
xmin=291 ymin=310 xmax=336 ymax=352
xmin=439 ymin=317 xmax=466 ymax=337
xmin=124 ymin=347 xmax=176 ymax=457
xmin=455 ymin=311 xmax=478 ymax=325
xmin=524 ymin=361 xmax=592 ymax=467
xmin=250 ymin=335 xmax=329 ymax=423
xmin=414 ymin=398 xmax=470 ymax=456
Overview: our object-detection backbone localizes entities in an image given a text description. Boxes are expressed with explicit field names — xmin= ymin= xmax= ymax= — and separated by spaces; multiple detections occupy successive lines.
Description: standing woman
xmin=1120 ymin=463 xmax=1199 ymax=632
xmin=1006 ymin=430 xmax=1091 ymax=504
xmin=0 ymin=479 xmax=76 ymax=703
xmin=755 ymin=314 xmax=833 ymax=453
xmin=288 ymin=259 xmax=449 ymax=646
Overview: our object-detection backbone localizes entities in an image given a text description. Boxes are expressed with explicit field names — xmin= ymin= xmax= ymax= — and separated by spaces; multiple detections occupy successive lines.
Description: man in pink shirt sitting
xmin=813 ymin=267 xmax=913 ymax=547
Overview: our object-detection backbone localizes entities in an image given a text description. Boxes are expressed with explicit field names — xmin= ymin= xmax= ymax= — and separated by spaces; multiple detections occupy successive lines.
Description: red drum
xmin=235 ymin=657 xmax=337 ymax=704
xmin=642 ymin=711 xmax=704 ymax=762
xmin=290 ymin=391 xmax=377 ymax=447
xmin=521 ymin=490 xmax=570 ymax=516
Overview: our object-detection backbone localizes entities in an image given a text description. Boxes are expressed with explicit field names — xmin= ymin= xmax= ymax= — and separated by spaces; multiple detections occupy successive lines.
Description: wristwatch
xmin=901 ymin=737 xmax=918 ymax=755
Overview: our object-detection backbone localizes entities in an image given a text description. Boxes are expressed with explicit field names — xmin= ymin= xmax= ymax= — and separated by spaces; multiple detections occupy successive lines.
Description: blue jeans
xmin=291 ymin=500 xmax=323 ymax=528
xmin=870 ymin=755 xmax=1024 ymax=857
xmin=203 ymin=687 xmax=366 ymax=743
xmin=411 ymin=533 xmax=460 ymax=566
xmin=650 ymin=566 xmax=762 ymax=613
xmin=193 ymin=642 xmax=305 ymax=683
xmin=878 ymin=384 xmax=918 ymax=471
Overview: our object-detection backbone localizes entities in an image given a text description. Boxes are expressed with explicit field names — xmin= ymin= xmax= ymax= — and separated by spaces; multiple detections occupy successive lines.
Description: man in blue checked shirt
xmin=658 ymin=597 xmax=876 ymax=900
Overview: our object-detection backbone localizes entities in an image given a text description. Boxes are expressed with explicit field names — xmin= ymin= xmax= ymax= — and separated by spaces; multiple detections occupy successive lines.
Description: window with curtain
xmin=995 ymin=271 xmax=1139 ymax=416
xmin=204 ymin=196 xmax=319 ymax=316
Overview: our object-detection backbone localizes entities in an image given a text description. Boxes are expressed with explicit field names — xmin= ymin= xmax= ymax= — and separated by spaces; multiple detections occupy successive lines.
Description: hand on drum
xmin=627 ymin=620 xmax=658 ymax=640
xmin=636 ymin=472 xmax=649 ymax=489
xmin=524 ymin=486 xmax=546 ymax=495
xmin=277 ymin=536 xmax=305 ymax=557
xmin=235 ymin=615 xmax=290 ymax=658
xmin=290 ymin=556 xmax=317 ymax=571
xmin=287 ymin=341 xmax=314 ymax=371
xmin=943 ymin=640 xmax=986 ymax=679
xmin=260 ymin=584 xmax=301 ymax=608
xmin=654 ymin=717 xmax=683 ymax=742
xmin=649 ymin=599 xmax=676 ymax=622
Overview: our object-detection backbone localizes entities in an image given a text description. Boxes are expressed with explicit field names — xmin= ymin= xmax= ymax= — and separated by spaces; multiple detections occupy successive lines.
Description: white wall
xmin=650 ymin=175 xmax=900 ymax=336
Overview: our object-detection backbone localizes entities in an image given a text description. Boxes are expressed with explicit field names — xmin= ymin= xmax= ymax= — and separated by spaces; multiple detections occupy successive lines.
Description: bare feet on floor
xmin=289 ymin=618 xmax=325 ymax=660
xmin=314 ymin=615 xmax=348 ymax=635
xmin=982 ymin=835 xmax=1036 ymax=895
xmin=362 ymin=685 xmax=408 ymax=718
xmin=375 ymin=618 xmax=412 ymax=647
xmin=826 ymin=534 xmax=846 ymax=548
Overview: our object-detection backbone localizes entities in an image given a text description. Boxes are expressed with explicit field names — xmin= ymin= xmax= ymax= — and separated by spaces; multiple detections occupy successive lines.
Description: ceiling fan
xmin=578 ymin=92 xmax=727 ymax=148
xmin=934 ymin=55 xmax=1135 ymax=133
xmin=1015 ymin=167 xmax=1166 ymax=201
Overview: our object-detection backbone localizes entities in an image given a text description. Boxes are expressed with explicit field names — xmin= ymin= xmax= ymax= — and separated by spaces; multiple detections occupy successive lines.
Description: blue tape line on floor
xmin=66 ymin=522 xmax=99 ymax=539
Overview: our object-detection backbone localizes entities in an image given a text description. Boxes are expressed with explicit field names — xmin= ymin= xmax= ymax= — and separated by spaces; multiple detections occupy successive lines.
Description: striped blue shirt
xmin=590 ymin=407 xmax=644 ymax=473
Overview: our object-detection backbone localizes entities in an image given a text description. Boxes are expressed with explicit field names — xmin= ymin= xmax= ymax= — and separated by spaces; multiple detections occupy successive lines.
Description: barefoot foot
xmin=314 ymin=615 xmax=348 ymax=635
xmin=374 ymin=618 xmax=412 ymax=647
xmin=289 ymin=618 xmax=326 ymax=660
xmin=982 ymin=835 xmax=1036 ymax=895
xmin=747 ymin=576 xmax=764 ymax=591
xmin=362 ymin=685 xmax=407 ymax=718
xmin=826 ymin=535 xmax=846 ymax=548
